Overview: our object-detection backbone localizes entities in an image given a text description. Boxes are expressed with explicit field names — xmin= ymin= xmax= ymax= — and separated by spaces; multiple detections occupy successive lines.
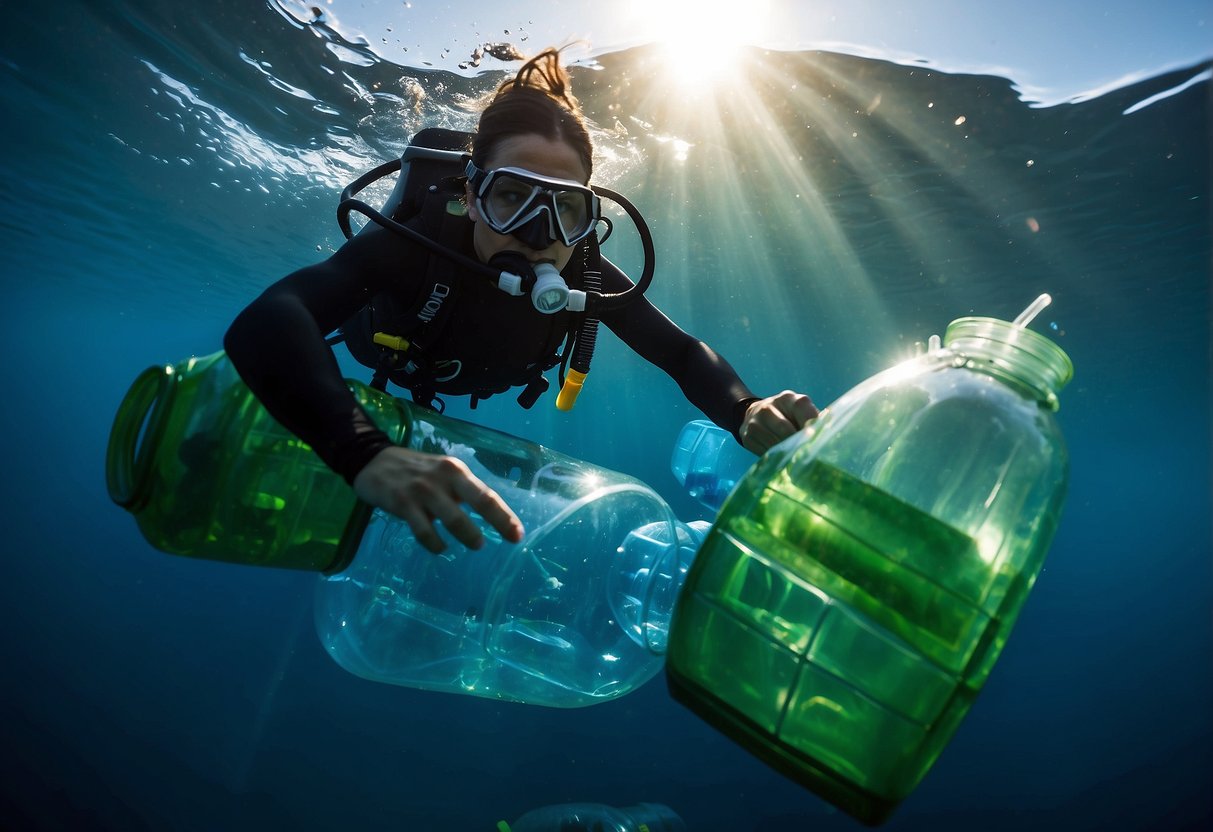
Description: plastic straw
xmin=1012 ymin=294 xmax=1052 ymax=329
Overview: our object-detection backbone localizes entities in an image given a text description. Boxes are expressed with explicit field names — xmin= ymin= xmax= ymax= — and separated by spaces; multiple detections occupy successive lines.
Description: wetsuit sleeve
xmin=597 ymin=258 xmax=761 ymax=441
xmin=223 ymin=227 xmax=414 ymax=483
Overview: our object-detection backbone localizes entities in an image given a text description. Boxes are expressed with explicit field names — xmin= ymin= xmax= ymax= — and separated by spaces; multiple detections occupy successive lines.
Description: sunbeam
xmin=596 ymin=46 xmax=904 ymax=392
xmin=627 ymin=0 xmax=772 ymax=89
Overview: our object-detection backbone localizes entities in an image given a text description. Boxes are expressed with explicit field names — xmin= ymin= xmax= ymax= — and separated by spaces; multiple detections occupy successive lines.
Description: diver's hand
xmin=352 ymin=446 xmax=524 ymax=554
xmin=740 ymin=390 xmax=819 ymax=455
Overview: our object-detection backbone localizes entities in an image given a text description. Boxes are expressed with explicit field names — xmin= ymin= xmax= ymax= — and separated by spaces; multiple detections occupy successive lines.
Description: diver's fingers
xmin=452 ymin=474 xmax=525 ymax=544
xmin=428 ymin=497 xmax=486 ymax=551
xmin=351 ymin=447 xmax=523 ymax=552
xmin=419 ymin=457 xmax=491 ymax=550
xmin=396 ymin=502 xmax=446 ymax=554
xmin=769 ymin=390 xmax=819 ymax=426
xmin=741 ymin=391 xmax=818 ymax=454
xmin=741 ymin=420 xmax=782 ymax=455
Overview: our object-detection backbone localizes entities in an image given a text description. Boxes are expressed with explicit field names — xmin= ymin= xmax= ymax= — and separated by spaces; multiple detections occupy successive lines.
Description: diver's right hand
xmin=352 ymin=446 xmax=524 ymax=554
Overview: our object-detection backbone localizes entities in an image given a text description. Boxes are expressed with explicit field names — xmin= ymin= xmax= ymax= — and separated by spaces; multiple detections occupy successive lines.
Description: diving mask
xmin=466 ymin=161 xmax=601 ymax=249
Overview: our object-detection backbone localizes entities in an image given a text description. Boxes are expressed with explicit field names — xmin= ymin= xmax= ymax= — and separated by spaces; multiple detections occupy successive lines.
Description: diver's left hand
xmin=740 ymin=390 xmax=819 ymax=455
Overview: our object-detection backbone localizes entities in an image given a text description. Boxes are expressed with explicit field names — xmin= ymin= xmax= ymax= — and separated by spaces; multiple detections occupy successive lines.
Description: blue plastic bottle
xmin=670 ymin=419 xmax=756 ymax=511
xmin=498 ymin=802 xmax=685 ymax=832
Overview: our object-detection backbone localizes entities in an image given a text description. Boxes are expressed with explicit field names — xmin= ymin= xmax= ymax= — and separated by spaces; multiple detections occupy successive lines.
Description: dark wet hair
xmin=471 ymin=48 xmax=594 ymax=181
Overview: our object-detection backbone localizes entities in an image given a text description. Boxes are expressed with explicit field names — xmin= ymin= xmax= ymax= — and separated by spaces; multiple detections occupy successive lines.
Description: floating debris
xmin=458 ymin=41 xmax=526 ymax=70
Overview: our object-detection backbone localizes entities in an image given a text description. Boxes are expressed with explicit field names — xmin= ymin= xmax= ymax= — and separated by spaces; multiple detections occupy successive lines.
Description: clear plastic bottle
xmin=666 ymin=312 xmax=1073 ymax=824
xmin=498 ymin=801 xmax=685 ymax=832
xmin=314 ymin=405 xmax=709 ymax=707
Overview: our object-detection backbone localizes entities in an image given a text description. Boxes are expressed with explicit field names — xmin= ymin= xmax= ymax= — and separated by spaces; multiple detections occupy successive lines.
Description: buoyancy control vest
xmin=332 ymin=128 xmax=598 ymax=410
xmin=342 ymin=220 xmax=597 ymax=409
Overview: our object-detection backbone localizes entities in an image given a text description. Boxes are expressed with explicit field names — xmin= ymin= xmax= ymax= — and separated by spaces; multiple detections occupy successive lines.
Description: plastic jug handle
xmin=106 ymin=364 xmax=173 ymax=510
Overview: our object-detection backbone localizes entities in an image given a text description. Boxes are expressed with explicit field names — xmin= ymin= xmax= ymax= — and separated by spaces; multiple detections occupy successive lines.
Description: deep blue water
xmin=2 ymin=2 xmax=1210 ymax=830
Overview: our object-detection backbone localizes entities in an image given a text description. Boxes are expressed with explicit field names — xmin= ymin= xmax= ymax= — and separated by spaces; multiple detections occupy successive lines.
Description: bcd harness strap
xmin=366 ymin=182 xmax=467 ymax=409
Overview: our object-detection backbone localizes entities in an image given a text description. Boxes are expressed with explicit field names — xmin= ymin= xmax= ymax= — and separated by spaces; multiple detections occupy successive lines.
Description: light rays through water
xmin=598 ymin=48 xmax=933 ymax=388
xmin=597 ymin=42 xmax=1133 ymax=388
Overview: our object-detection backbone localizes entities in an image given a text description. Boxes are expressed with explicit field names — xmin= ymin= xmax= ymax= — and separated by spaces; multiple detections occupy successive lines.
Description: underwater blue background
xmin=1 ymin=1 xmax=1209 ymax=829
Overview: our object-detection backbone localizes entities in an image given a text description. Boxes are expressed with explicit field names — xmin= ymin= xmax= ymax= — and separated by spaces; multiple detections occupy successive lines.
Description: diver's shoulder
xmin=329 ymin=221 xmax=431 ymax=273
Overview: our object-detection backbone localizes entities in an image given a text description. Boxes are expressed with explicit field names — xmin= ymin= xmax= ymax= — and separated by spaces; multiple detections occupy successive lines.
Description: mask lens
xmin=554 ymin=191 xmax=591 ymax=240
xmin=484 ymin=176 xmax=538 ymax=228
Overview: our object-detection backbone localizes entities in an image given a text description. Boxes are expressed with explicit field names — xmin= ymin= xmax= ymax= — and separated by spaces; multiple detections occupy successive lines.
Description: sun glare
xmin=633 ymin=0 xmax=770 ymax=88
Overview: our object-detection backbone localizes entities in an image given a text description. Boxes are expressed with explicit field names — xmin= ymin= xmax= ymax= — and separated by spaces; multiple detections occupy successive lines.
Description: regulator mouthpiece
xmin=531 ymin=262 xmax=569 ymax=314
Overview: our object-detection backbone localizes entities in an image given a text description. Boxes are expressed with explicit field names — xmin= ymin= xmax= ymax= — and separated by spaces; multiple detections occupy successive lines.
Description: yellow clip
xmin=372 ymin=332 xmax=410 ymax=352
xmin=555 ymin=368 xmax=588 ymax=411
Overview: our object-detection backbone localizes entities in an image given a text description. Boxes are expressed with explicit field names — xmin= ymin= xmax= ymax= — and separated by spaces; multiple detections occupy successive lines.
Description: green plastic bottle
xmin=665 ymin=305 xmax=1073 ymax=825
xmin=106 ymin=351 xmax=409 ymax=572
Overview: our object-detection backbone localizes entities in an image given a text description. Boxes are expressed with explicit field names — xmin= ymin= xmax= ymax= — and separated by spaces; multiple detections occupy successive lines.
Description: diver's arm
xmin=598 ymin=259 xmax=758 ymax=437
xmin=224 ymin=229 xmax=397 ymax=482
xmin=225 ymin=228 xmax=523 ymax=552
xmin=598 ymin=259 xmax=817 ymax=451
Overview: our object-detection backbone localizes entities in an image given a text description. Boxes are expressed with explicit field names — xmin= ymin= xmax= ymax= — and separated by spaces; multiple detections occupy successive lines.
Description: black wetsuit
xmin=225 ymin=219 xmax=759 ymax=483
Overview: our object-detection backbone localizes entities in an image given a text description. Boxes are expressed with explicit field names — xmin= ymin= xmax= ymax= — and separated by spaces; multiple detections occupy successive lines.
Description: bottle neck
xmin=616 ymin=519 xmax=710 ymax=655
xmin=943 ymin=317 xmax=1073 ymax=411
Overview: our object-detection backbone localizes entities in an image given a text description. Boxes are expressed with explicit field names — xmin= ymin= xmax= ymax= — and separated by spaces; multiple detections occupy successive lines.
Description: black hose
xmin=338 ymin=196 xmax=501 ymax=280
xmin=585 ymin=185 xmax=655 ymax=314
xmin=571 ymin=240 xmax=603 ymax=374
xmin=337 ymin=159 xmax=400 ymax=238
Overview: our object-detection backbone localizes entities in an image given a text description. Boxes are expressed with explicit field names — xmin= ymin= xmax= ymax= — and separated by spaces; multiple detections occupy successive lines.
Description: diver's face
xmin=467 ymin=133 xmax=589 ymax=273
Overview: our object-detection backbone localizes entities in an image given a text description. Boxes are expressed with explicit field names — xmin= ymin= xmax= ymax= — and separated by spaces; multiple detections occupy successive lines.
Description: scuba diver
xmin=224 ymin=48 xmax=817 ymax=555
